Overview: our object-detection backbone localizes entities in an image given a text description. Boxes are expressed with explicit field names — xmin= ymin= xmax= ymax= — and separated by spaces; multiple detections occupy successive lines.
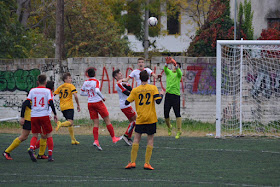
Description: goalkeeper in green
xmin=164 ymin=57 xmax=182 ymax=139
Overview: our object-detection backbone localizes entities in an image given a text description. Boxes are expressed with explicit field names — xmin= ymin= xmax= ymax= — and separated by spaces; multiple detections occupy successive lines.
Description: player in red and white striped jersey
xmin=20 ymin=75 xmax=57 ymax=162
xmin=112 ymin=69 xmax=136 ymax=146
xmin=81 ymin=68 xmax=121 ymax=151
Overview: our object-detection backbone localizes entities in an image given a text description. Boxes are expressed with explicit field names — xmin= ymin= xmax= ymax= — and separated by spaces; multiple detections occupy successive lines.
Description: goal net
xmin=216 ymin=40 xmax=280 ymax=137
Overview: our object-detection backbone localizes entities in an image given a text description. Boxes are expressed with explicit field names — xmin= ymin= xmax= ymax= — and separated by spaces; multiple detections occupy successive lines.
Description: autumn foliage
xmin=187 ymin=0 xmax=246 ymax=57
xmin=258 ymin=24 xmax=280 ymax=40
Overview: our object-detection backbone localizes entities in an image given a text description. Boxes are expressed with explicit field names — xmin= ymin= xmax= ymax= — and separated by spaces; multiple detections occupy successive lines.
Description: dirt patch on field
xmin=0 ymin=126 xmax=212 ymax=137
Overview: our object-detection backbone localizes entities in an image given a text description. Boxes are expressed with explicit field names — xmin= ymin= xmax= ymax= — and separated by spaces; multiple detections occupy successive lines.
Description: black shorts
xmin=62 ymin=109 xmax=74 ymax=120
xmin=135 ymin=123 xmax=156 ymax=135
xmin=23 ymin=120 xmax=31 ymax=130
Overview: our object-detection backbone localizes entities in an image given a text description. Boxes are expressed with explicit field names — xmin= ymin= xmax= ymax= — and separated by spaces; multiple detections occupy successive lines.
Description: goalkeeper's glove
xmin=165 ymin=57 xmax=172 ymax=64
xmin=171 ymin=58 xmax=177 ymax=66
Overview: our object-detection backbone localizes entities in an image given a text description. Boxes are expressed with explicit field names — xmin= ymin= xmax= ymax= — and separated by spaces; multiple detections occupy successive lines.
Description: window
xmin=267 ymin=18 xmax=280 ymax=30
xmin=126 ymin=1 xmax=142 ymax=34
xmin=167 ymin=2 xmax=180 ymax=34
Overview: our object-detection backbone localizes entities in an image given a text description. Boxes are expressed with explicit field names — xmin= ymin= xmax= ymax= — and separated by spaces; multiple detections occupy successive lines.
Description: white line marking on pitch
xmin=0 ymin=174 xmax=269 ymax=186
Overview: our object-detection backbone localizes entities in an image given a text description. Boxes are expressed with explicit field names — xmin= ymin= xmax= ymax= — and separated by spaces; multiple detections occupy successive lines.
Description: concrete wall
xmin=0 ymin=57 xmax=217 ymax=123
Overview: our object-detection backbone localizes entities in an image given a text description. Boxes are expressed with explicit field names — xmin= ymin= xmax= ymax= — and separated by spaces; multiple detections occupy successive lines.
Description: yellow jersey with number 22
xmin=127 ymin=84 xmax=161 ymax=125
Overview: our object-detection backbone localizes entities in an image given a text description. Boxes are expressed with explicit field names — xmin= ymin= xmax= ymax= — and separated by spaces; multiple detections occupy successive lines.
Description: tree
xmin=238 ymin=0 xmax=253 ymax=39
xmin=63 ymin=0 xmax=130 ymax=57
xmin=0 ymin=0 xmax=32 ymax=58
xmin=258 ymin=24 xmax=280 ymax=40
xmin=187 ymin=0 xmax=246 ymax=57
xmin=55 ymin=0 xmax=64 ymax=59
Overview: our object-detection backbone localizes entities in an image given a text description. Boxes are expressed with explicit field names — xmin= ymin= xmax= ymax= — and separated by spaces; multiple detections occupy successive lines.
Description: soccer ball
xmin=148 ymin=17 xmax=158 ymax=26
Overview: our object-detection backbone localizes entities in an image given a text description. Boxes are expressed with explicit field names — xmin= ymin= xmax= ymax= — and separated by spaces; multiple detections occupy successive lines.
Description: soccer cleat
xmin=27 ymin=147 xmax=36 ymax=155
xmin=144 ymin=163 xmax=154 ymax=170
xmin=2 ymin=152 xmax=13 ymax=160
xmin=175 ymin=131 xmax=182 ymax=139
xmin=55 ymin=121 xmax=62 ymax=131
xmin=71 ymin=140 xmax=80 ymax=145
xmin=48 ymin=155 xmax=54 ymax=162
xmin=93 ymin=141 xmax=102 ymax=151
xmin=125 ymin=162 xmax=136 ymax=169
xmin=112 ymin=136 xmax=122 ymax=144
xmin=168 ymin=125 xmax=173 ymax=136
xmin=122 ymin=135 xmax=132 ymax=146
xmin=28 ymin=149 xmax=37 ymax=162
xmin=37 ymin=154 xmax=48 ymax=159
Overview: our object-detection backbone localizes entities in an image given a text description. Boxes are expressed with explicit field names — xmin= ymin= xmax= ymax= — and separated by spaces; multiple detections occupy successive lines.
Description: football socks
xmin=93 ymin=127 xmax=99 ymax=141
xmin=68 ymin=126 xmax=76 ymax=141
xmin=176 ymin=117 xmax=182 ymax=132
xmin=131 ymin=143 xmax=139 ymax=163
xmin=5 ymin=137 xmax=21 ymax=153
xmin=38 ymin=138 xmax=47 ymax=156
xmin=47 ymin=137 xmax=54 ymax=156
xmin=145 ymin=145 xmax=153 ymax=165
xmin=106 ymin=124 xmax=115 ymax=138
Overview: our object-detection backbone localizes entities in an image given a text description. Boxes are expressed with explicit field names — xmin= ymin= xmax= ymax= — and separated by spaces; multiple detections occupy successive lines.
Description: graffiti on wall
xmin=80 ymin=64 xmax=217 ymax=95
xmin=0 ymin=95 xmax=24 ymax=112
xmin=247 ymin=69 xmax=280 ymax=99
xmin=0 ymin=69 xmax=40 ymax=92
xmin=183 ymin=64 xmax=216 ymax=95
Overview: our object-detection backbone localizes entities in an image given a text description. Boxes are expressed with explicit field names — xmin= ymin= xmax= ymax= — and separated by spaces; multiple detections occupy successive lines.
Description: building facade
xmin=230 ymin=0 xmax=280 ymax=39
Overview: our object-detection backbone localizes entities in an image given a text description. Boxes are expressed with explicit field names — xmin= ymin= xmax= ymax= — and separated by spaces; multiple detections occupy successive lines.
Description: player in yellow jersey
xmin=2 ymin=90 xmax=48 ymax=160
xmin=124 ymin=70 xmax=164 ymax=170
xmin=54 ymin=73 xmax=81 ymax=145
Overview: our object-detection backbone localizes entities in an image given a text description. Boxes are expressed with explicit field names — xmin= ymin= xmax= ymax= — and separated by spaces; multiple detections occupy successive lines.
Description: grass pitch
xmin=0 ymin=133 xmax=280 ymax=186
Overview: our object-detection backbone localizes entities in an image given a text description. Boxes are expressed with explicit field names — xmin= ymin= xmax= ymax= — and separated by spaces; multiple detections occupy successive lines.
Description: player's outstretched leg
xmin=3 ymin=137 xmax=22 ymax=160
xmin=106 ymin=124 xmax=122 ymax=143
xmin=2 ymin=152 xmax=13 ymax=160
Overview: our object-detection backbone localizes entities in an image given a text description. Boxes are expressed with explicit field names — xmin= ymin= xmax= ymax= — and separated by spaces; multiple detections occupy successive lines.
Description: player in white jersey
xmin=113 ymin=69 xmax=137 ymax=146
xmin=121 ymin=57 xmax=161 ymax=87
xmin=81 ymin=68 xmax=121 ymax=151
xmin=20 ymin=75 xmax=57 ymax=162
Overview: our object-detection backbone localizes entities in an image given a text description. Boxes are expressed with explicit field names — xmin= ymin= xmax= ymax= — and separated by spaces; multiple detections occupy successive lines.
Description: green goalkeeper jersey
xmin=164 ymin=65 xmax=182 ymax=96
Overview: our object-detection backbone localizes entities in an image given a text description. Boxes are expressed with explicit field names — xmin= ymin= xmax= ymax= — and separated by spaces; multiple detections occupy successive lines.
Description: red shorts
xmin=31 ymin=116 xmax=53 ymax=134
xmin=121 ymin=106 xmax=136 ymax=120
xmin=88 ymin=101 xmax=109 ymax=119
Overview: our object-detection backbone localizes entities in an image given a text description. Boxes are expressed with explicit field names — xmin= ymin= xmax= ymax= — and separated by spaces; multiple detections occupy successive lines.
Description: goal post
xmin=216 ymin=40 xmax=280 ymax=138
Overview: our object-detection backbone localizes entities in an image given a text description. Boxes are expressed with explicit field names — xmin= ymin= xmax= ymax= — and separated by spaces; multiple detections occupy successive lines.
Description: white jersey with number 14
xmin=27 ymin=86 xmax=53 ymax=117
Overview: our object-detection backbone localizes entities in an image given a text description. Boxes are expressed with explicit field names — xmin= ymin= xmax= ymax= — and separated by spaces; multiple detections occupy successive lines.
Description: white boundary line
xmin=104 ymin=144 xmax=280 ymax=154
xmin=0 ymin=173 xmax=270 ymax=186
